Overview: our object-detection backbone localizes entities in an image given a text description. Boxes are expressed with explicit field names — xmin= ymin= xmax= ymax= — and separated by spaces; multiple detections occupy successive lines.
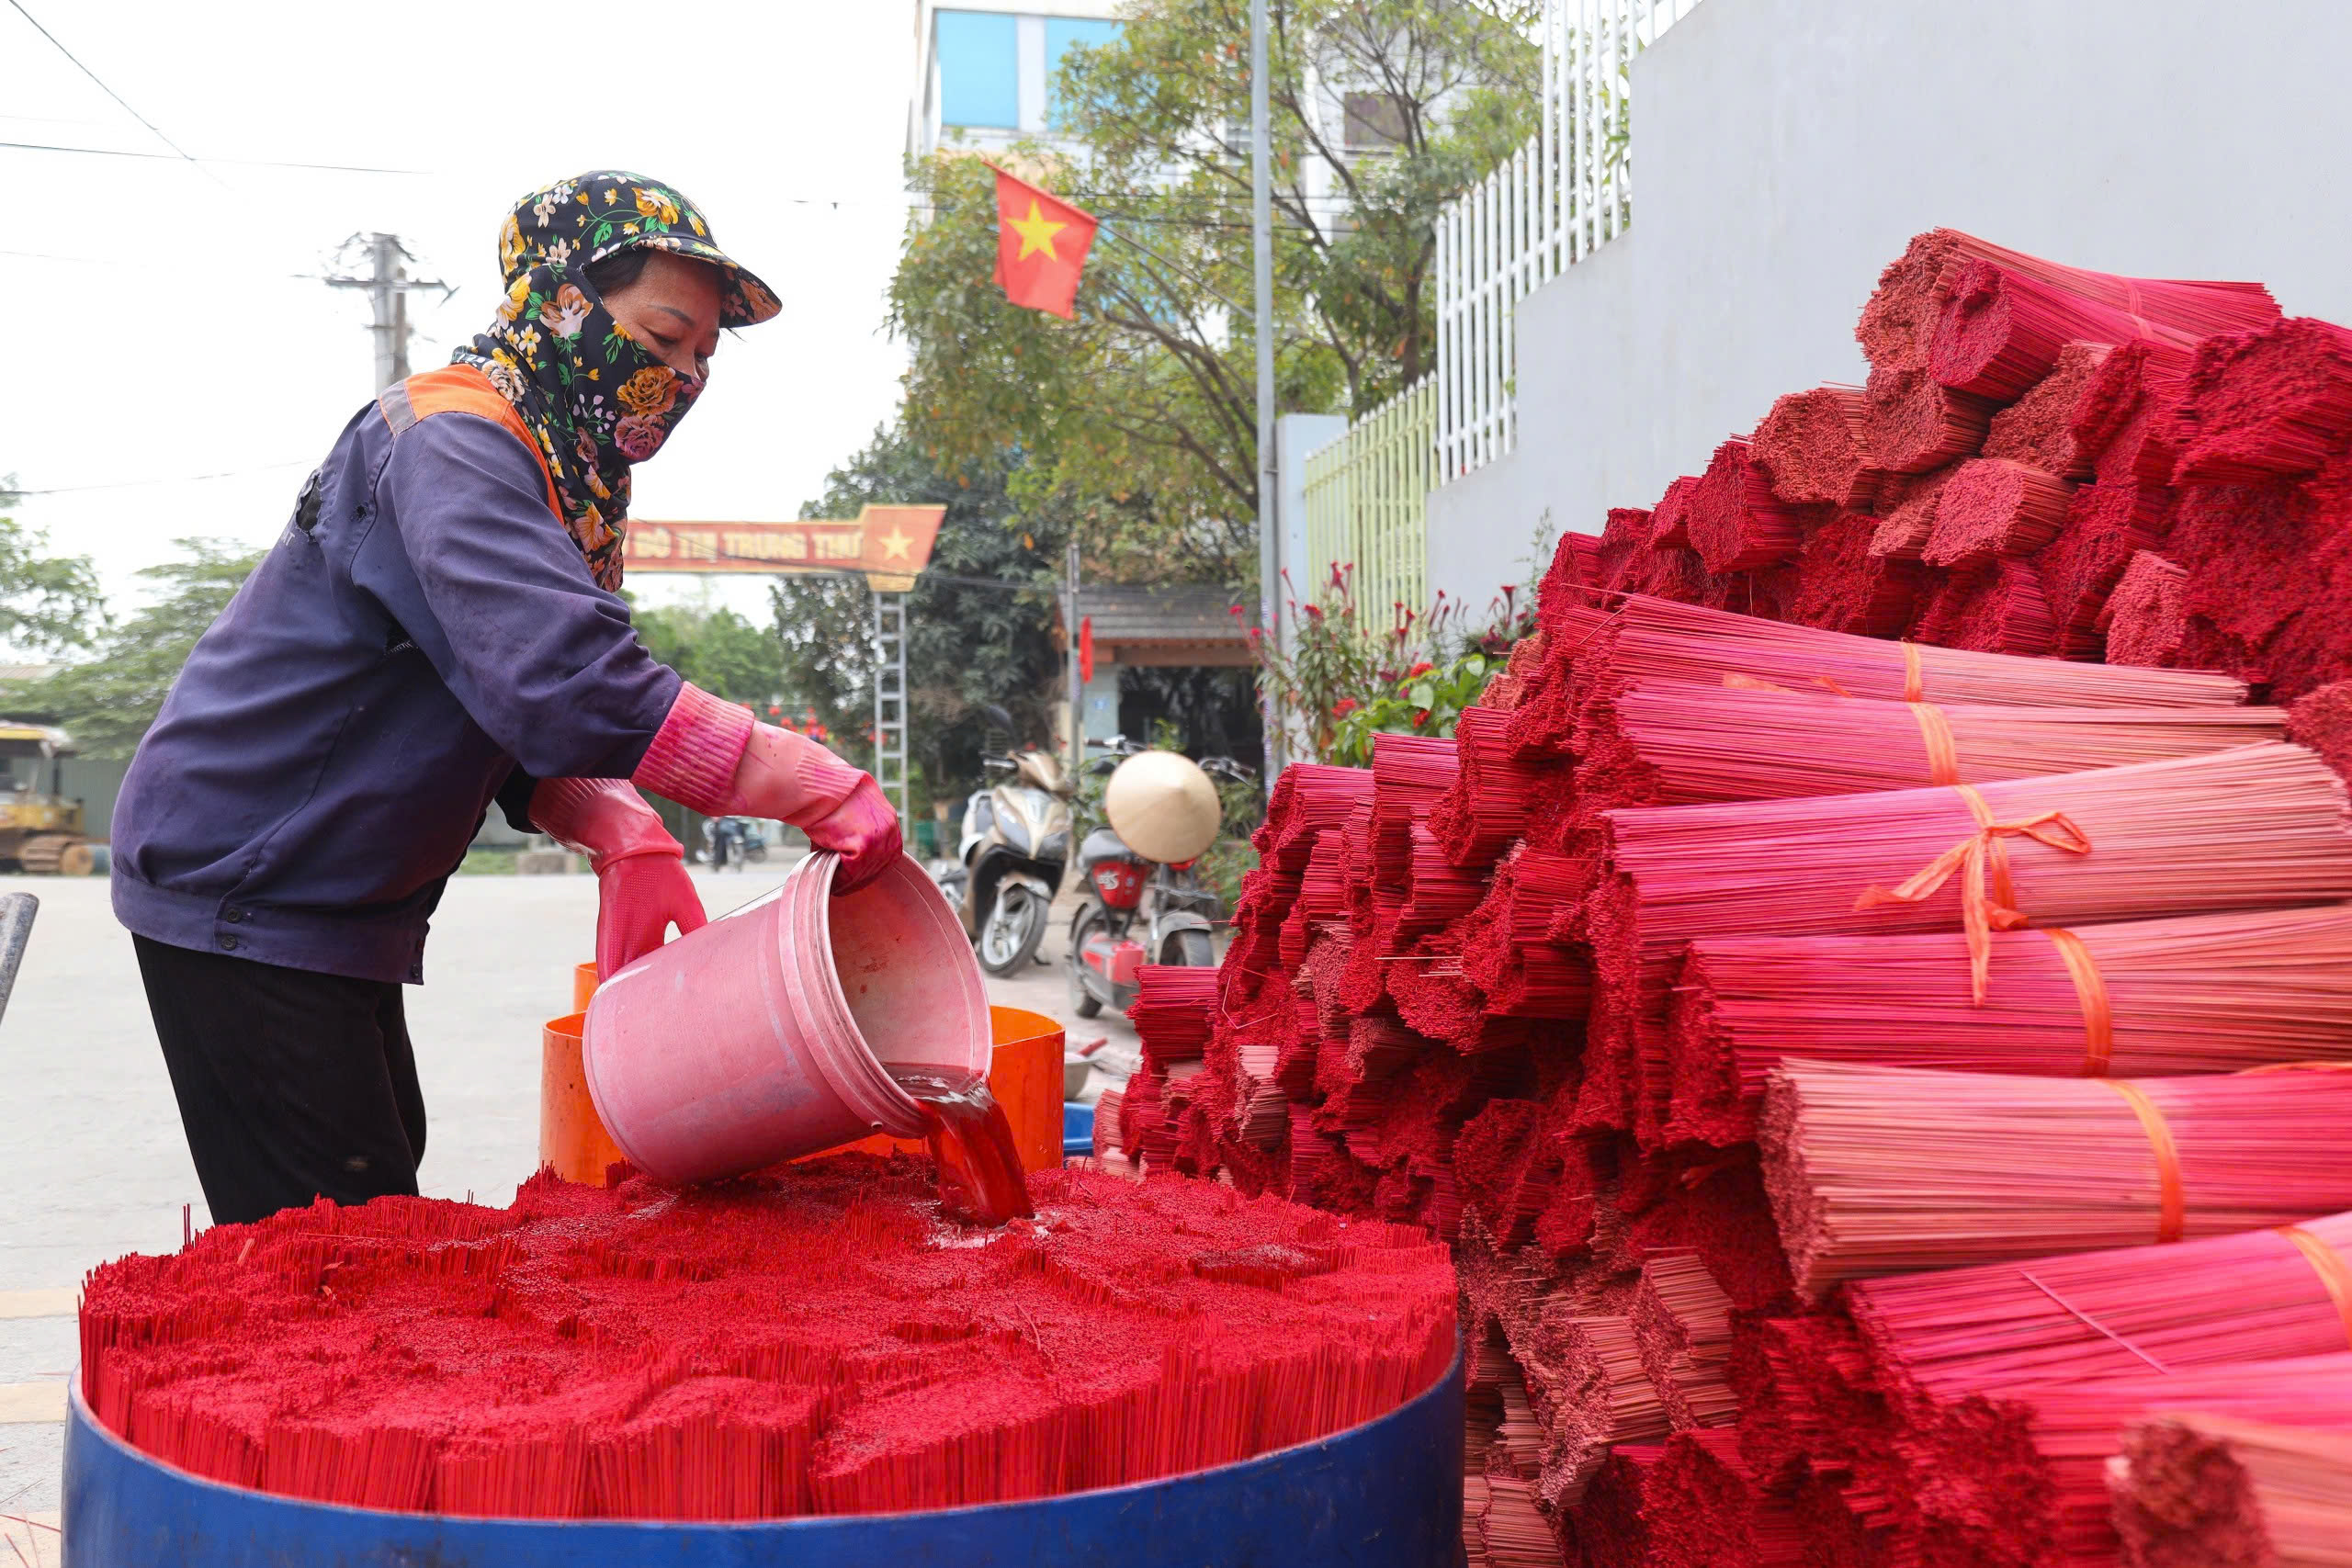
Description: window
xmin=1046 ymin=17 xmax=1121 ymax=126
xmin=1343 ymin=91 xmax=1411 ymax=152
xmin=937 ymin=11 xmax=1020 ymax=130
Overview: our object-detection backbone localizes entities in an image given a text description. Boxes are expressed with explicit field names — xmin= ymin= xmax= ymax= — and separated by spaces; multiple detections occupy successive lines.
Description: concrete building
xmin=1419 ymin=0 xmax=2352 ymax=611
xmin=908 ymin=0 xmax=1124 ymax=162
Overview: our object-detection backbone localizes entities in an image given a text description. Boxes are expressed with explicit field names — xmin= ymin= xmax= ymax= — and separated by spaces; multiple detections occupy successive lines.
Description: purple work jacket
xmin=111 ymin=388 xmax=682 ymax=983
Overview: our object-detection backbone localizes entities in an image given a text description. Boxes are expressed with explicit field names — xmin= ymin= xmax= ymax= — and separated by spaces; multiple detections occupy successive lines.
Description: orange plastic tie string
xmin=2099 ymin=1080 xmax=2183 ymax=1244
xmin=2046 ymin=928 xmax=2114 ymax=1076
xmin=2237 ymin=1060 xmax=2352 ymax=1076
xmin=1901 ymin=640 xmax=1926 ymax=703
xmin=2278 ymin=1226 xmax=2352 ymax=1351
xmin=1854 ymin=784 xmax=2093 ymax=1005
xmin=1909 ymin=702 xmax=1962 ymax=787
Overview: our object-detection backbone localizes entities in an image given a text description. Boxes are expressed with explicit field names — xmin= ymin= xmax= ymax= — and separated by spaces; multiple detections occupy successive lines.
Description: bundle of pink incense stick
xmin=2109 ymin=1412 xmax=2352 ymax=1568
xmin=1759 ymin=1059 xmax=2352 ymax=1295
xmin=1606 ymin=683 xmax=2281 ymax=805
xmin=1664 ymin=903 xmax=2352 ymax=1148
xmin=1555 ymin=592 xmax=2248 ymax=710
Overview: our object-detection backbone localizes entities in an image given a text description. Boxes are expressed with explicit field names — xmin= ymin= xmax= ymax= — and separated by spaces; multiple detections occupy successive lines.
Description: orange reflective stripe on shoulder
xmin=377 ymin=365 xmax=562 ymax=521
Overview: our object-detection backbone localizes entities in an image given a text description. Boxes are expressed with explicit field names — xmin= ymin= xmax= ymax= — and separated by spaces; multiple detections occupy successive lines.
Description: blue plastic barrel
xmin=64 ymin=1337 xmax=1463 ymax=1566
xmin=1062 ymin=1100 xmax=1096 ymax=1156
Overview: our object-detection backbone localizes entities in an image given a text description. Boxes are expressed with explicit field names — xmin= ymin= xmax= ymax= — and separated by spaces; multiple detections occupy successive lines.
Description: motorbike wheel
xmin=1160 ymin=928 xmax=1214 ymax=967
xmin=1067 ymin=908 xmax=1105 ymax=1018
xmin=977 ymin=886 xmax=1047 ymax=975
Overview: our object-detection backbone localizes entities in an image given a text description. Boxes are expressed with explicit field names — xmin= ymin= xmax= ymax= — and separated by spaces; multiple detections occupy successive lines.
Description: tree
xmin=0 ymin=477 xmax=106 ymax=657
xmin=775 ymin=424 xmax=1066 ymax=811
xmin=891 ymin=0 xmax=1541 ymax=581
xmin=17 ymin=539 xmax=262 ymax=758
xmin=630 ymin=603 xmax=782 ymax=709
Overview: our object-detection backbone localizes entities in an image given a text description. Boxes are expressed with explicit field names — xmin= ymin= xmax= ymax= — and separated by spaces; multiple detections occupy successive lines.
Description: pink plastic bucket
xmin=581 ymin=852 xmax=990 ymax=1184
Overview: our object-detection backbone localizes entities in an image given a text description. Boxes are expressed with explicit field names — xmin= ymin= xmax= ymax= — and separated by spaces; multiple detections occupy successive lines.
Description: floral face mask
xmin=450 ymin=173 xmax=776 ymax=591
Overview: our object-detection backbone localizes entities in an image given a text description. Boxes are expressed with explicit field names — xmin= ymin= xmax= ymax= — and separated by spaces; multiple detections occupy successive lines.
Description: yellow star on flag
xmin=1009 ymin=199 xmax=1068 ymax=263
xmin=878 ymin=525 xmax=912 ymax=560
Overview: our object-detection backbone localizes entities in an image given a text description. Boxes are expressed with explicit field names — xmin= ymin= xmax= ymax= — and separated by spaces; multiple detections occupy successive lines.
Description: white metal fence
xmin=1301 ymin=378 xmax=1437 ymax=618
xmin=1434 ymin=0 xmax=1703 ymax=481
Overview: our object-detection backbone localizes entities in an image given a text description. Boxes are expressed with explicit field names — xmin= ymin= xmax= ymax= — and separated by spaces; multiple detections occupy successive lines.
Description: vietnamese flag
xmin=991 ymin=168 xmax=1098 ymax=320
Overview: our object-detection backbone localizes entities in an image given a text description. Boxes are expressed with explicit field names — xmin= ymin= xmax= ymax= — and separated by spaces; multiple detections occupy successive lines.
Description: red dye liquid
xmin=896 ymin=1070 xmax=1035 ymax=1225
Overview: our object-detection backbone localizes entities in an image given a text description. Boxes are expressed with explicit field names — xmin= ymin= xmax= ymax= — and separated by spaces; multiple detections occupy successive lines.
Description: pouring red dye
xmin=895 ymin=1070 xmax=1035 ymax=1225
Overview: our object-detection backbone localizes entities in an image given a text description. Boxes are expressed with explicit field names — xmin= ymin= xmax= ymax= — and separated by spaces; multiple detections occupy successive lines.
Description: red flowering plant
xmin=1249 ymin=567 xmax=1534 ymax=766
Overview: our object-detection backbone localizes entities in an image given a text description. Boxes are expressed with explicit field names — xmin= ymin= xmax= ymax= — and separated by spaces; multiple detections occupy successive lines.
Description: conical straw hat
xmin=1104 ymin=750 xmax=1222 ymax=865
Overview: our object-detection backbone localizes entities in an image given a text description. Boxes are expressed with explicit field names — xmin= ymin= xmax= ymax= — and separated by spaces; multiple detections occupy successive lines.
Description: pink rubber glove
xmin=530 ymin=776 xmax=708 ymax=979
xmin=633 ymin=683 xmax=905 ymax=895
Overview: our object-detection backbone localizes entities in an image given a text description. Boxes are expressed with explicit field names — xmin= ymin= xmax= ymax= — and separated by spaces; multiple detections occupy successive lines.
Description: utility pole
xmin=323 ymin=233 xmax=450 ymax=392
xmin=1250 ymin=0 xmax=1281 ymax=782
xmin=1066 ymin=537 xmax=1085 ymax=780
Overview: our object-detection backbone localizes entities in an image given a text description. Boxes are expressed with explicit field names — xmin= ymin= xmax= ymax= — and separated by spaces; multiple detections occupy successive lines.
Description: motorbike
xmin=1066 ymin=738 xmax=1254 ymax=1019
xmin=940 ymin=714 xmax=1074 ymax=975
xmin=696 ymin=816 xmax=769 ymax=870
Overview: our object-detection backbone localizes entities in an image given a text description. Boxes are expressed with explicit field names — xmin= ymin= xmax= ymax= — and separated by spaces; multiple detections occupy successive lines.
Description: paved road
xmin=0 ymin=863 xmax=1140 ymax=1535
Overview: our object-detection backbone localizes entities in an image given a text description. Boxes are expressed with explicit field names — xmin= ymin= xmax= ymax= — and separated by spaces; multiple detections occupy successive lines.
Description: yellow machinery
xmin=0 ymin=722 xmax=92 ymax=874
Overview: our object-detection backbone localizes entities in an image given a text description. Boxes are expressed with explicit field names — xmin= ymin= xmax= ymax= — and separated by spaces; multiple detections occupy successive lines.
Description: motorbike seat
xmin=1080 ymin=826 xmax=1138 ymax=873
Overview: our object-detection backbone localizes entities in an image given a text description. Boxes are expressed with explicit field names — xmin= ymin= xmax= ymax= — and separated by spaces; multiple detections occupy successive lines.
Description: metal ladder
xmin=872 ymin=592 xmax=909 ymax=837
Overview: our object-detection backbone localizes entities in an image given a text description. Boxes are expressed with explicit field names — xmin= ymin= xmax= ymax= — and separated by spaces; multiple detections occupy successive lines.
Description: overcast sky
xmin=2 ymin=0 xmax=919 ymax=627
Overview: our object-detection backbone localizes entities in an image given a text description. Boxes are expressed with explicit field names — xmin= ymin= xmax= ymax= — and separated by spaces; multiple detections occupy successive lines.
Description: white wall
xmin=1429 ymin=0 xmax=2352 ymax=606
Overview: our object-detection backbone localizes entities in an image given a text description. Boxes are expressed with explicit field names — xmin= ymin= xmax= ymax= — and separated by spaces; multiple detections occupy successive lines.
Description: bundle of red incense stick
xmin=2109 ymin=1412 xmax=2352 ymax=1568
xmin=1760 ymin=1060 xmax=2352 ymax=1295
xmin=81 ymin=1163 xmax=1457 ymax=1518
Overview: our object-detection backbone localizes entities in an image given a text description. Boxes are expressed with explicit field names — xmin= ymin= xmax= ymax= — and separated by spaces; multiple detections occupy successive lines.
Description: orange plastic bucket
xmin=540 ymin=1011 xmax=628 ymax=1185
xmin=571 ymin=961 xmax=597 ymax=1014
xmin=817 ymin=1006 xmax=1065 ymax=1173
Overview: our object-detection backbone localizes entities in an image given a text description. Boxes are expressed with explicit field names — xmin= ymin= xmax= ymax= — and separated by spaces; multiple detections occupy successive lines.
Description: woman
xmin=111 ymin=173 xmax=899 ymax=1226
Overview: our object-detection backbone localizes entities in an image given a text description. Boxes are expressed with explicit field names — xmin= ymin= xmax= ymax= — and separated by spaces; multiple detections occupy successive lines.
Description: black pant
xmin=133 ymin=935 xmax=427 ymax=1226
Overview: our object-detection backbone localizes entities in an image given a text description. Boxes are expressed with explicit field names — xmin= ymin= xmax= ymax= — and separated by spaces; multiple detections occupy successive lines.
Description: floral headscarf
xmin=452 ymin=172 xmax=780 ymax=590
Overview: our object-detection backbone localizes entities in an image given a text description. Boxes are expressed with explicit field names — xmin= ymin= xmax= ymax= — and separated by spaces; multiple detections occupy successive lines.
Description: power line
xmin=3 ymin=0 xmax=218 ymax=182
xmin=0 ymin=138 xmax=423 ymax=175
xmin=17 ymin=461 xmax=311 ymax=496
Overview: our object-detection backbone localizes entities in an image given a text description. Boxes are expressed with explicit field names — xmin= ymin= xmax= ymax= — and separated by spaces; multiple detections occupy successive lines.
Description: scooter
xmin=944 ymin=722 xmax=1075 ymax=975
xmin=1066 ymin=739 xmax=1252 ymax=1018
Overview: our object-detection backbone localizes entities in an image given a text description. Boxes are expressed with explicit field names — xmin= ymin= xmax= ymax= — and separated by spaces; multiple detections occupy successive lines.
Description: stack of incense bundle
xmin=2109 ymin=1413 xmax=2352 ymax=1568
xmin=1141 ymin=229 xmax=2352 ymax=1562
xmin=1665 ymin=903 xmax=2352 ymax=1147
xmin=1759 ymin=1060 xmax=2352 ymax=1295
xmin=81 ymin=1164 xmax=1456 ymax=1518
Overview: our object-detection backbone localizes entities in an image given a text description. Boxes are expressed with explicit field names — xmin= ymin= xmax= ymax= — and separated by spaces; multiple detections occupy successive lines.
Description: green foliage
xmin=778 ymin=424 xmax=1067 ymax=807
xmin=0 ymin=478 xmax=105 ymax=657
xmin=1251 ymin=561 xmax=1535 ymax=764
xmin=1328 ymin=646 xmax=1492 ymax=766
xmin=893 ymin=0 xmax=1542 ymax=585
xmin=629 ymin=603 xmax=781 ymax=709
xmin=14 ymin=539 xmax=262 ymax=758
